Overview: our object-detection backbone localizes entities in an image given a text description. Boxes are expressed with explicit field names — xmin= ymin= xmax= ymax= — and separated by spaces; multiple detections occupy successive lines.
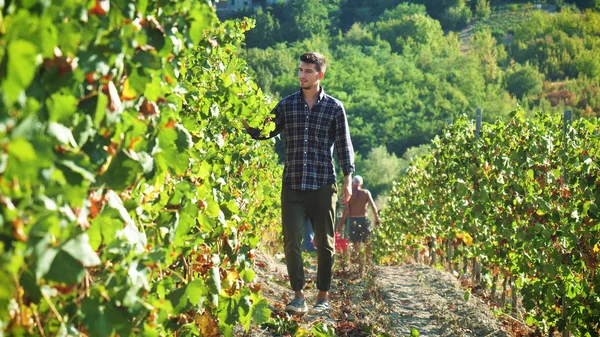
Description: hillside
xmin=458 ymin=3 xmax=558 ymax=53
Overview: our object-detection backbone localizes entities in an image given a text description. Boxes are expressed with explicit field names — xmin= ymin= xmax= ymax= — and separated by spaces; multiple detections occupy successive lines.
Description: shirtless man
xmin=335 ymin=175 xmax=380 ymax=276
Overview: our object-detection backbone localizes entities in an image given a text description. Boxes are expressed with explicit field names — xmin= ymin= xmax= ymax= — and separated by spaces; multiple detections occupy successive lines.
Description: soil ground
xmin=246 ymin=249 xmax=516 ymax=337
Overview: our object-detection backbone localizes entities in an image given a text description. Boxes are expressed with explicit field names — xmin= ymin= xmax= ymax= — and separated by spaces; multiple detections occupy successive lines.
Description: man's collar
xmin=317 ymin=86 xmax=326 ymax=101
xmin=299 ymin=86 xmax=326 ymax=102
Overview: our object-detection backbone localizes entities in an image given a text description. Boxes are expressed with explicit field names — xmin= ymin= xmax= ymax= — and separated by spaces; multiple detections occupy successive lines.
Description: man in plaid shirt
xmin=243 ymin=52 xmax=355 ymax=315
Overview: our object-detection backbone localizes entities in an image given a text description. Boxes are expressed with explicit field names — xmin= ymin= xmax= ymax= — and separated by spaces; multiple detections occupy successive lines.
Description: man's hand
xmin=340 ymin=175 xmax=352 ymax=204
xmin=241 ymin=118 xmax=250 ymax=131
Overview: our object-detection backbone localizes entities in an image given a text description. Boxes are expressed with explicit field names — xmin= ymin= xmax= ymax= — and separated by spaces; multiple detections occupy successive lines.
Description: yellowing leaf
xmin=197 ymin=311 xmax=220 ymax=337
xmin=223 ymin=270 xmax=239 ymax=290
xmin=121 ymin=78 xmax=137 ymax=100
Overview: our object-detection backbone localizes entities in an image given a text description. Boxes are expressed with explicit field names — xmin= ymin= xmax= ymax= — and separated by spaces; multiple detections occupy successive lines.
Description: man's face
xmin=298 ymin=61 xmax=322 ymax=90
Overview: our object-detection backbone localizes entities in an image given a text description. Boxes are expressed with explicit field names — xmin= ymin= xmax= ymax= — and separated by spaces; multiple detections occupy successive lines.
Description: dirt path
xmin=376 ymin=264 xmax=509 ymax=337
xmin=250 ymin=251 xmax=511 ymax=336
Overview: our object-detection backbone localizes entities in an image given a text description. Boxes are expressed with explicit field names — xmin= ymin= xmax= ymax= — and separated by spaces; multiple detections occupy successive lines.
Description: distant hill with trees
xmin=220 ymin=0 xmax=600 ymax=198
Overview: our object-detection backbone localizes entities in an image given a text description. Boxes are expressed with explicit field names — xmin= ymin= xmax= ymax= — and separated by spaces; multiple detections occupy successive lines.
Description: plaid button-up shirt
xmin=248 ymin=88 xmax=355 ymax=191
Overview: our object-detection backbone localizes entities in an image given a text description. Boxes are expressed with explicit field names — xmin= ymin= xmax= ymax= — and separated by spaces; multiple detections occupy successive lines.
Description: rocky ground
xmin=245 ymin=249 xmax=518 ymax=337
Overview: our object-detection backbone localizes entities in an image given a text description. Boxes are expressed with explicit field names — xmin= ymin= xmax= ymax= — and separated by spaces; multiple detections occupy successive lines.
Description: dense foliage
xmin=223 ymin=1 xmax=600 ymax=199
xmin=0 ymin=0 xmax=283 ymax=336
xmin=376 ymin=110 xmax=600 ymax=335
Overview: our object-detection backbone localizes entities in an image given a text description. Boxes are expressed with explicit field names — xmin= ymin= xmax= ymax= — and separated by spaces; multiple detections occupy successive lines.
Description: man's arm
xmin=334 ymin=104 xmax=355 ymax=204
xmin=367 ymin=190 xmax=380 ymax=227
xmin=340 ymin=174 xmax=352 ymax=204
xmin=336 ymin=204 xmax=349 ymax=234
xmin=243 ymin=102 xmax=285 ymax=140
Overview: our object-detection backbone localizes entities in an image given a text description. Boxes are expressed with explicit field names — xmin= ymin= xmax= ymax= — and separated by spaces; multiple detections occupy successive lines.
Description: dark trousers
xmin=281 ymin=183 xmax=337 ymax=292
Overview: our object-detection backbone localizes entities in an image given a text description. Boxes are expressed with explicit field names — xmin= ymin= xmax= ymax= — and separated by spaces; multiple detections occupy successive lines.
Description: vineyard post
xmin=447 ymin=240 xmax=454 ymax=271
xmin=475 ymin=108 xmax=482 ymax=140
xmin=562 ymin=109 xmax=572 ymax=184
xmin=511 ymin=276 xmax=519 ymax=318
xmin=473 ymin=108 xmax=482 ymax=283
xmin=446 ymin=117 xmax=454 ymax=271
xmin=430 ymin=236 xmax=437 ymax=266
xmin=561 ymin=109 xmax=572 ymax=337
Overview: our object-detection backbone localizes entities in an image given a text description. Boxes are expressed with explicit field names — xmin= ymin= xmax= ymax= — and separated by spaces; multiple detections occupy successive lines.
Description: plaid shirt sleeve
xmin=247 ymin=102 xmax=285 ymax=140
xmin=334 ymin=103 xmax=355 ymax=176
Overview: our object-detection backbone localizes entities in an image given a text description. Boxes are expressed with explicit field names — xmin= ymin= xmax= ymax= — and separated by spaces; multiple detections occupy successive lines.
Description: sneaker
xmin=310 ymin=300 xmax=331 ymax=314
xmin=285 ymin=297 xmax=308 ymax=314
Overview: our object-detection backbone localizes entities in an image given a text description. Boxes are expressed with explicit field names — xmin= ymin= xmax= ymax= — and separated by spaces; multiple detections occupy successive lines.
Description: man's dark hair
xmin=300 ymin=52 xmax=327 ymax=73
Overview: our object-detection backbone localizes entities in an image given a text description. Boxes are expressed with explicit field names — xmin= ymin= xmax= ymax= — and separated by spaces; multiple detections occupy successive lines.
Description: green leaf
xmin=118 ymin=223 xmax=147 ymax=255
xmin=94 ymin=92 xmax=108 ymax=127
xmin=240 ymin=269 xmax=255 ymax=283
xmin=7 ymin=137 xmax=36 ymax=162
xmin=39 ymin=16 xmax=58 ymax=58
xmin=47 ymin=122 xmax=78 ymax=148
xmin=205 ymin=200 xmax=221 ymax=218
xmin=526 ymin=169 xmax=534 ymax=181
xmin=44 ymin=250 xmax=85 ymax=285
xmin=98 ymin=150 xmax=143 ymax=190
xmin=198 ymin=213 xmax=215 ymax=232
xmin=20 ymin=269 xmax=42 ymax=303
xmin=237 ymin=294 xmax=252 ymax=331
xmin=157 ymin=127 xmax=191 ymax=174
xmin=132 ymin=50 xmax=161 ymax=69
xmin=197 ymin=161 xmax=212 ymax=180
xmin=186 ymin=279 xmax=208 ymax=307
xmin=217 ymin=293 xmax=240 ymax=336
xmin=62 ymin=234 xmax=101 ymax=267
xmin=142 ymin=325 xmax=159 ymax=337
xmin=4 ymin=40 xmax=39 ymax=105
xmin=73 ymin=114 xmax=95 ymax=147
xmin=410 ymin=328 xmax=420 ymax=337
xmin=166 ymin=287 xmax=187 ymax=315
xmin=88 ymin=214 xmax=122 ymax=250
xmin=189 ymin=7 xmax=213 ymax=45
xmin=47 ymin=93 xmax=78 ymax=123
xmin=137 ymin=0 xmax=149 ymax=15
xmin=57 ymin=159 xmax=96 ymax=183
xmin=35 ymin=245 xmax=59 ymax=280
xmin=175 ymin=124 xmax=193 ymax=150
xmin=167 ymin=280 xmax=207 ymax=314
xmin=251 ymin=294 xmax=270 ymax=325
xmin=81 ymin=299 xmax=114 ymax=337
xmin=144 ymin=76 xmax=164 ymax=101
xmin=128 ymin=67 xmax=151 ymax=95
xmin=174 ymin=204 xmax=198 ymax=247
xmin=0 ymin=268 xmax=15 ymax=321
xmin=312 ymin=322 xmax=336 ymax=337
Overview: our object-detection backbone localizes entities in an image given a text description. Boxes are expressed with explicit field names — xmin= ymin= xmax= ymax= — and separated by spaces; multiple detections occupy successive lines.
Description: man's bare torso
xmin=347 ymin=188 xmax=369 ymax=218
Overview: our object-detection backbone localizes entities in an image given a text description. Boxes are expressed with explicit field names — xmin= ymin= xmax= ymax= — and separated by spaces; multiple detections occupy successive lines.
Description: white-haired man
xmin=336 ymin=175 xmax=380 ymax=276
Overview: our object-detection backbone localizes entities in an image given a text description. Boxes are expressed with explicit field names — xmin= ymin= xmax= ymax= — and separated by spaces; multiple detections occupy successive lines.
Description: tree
xmin=441 ymin=1 xmax=473 ymax=30
xmin=290 ymin=0 xmax=330 ymax=40
xmin=468 ymin=29 xmax=506 ymax=83
xmin=245 ymin=8 xmax=282 ymax=48
xmin=505 ymin=62 xmax=545 ymax=99
xmin=371 ymin=13 xmax=444 ymax=53
xmin=356 ymin=146 xmax=404 ymax=197
xmin=344 ymin=23 xmax=376 ymax=46
xmin=379 ymin=3 xmax=428 ymax=21
xmin=475 ymin=0 xmax=491 ymax=20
